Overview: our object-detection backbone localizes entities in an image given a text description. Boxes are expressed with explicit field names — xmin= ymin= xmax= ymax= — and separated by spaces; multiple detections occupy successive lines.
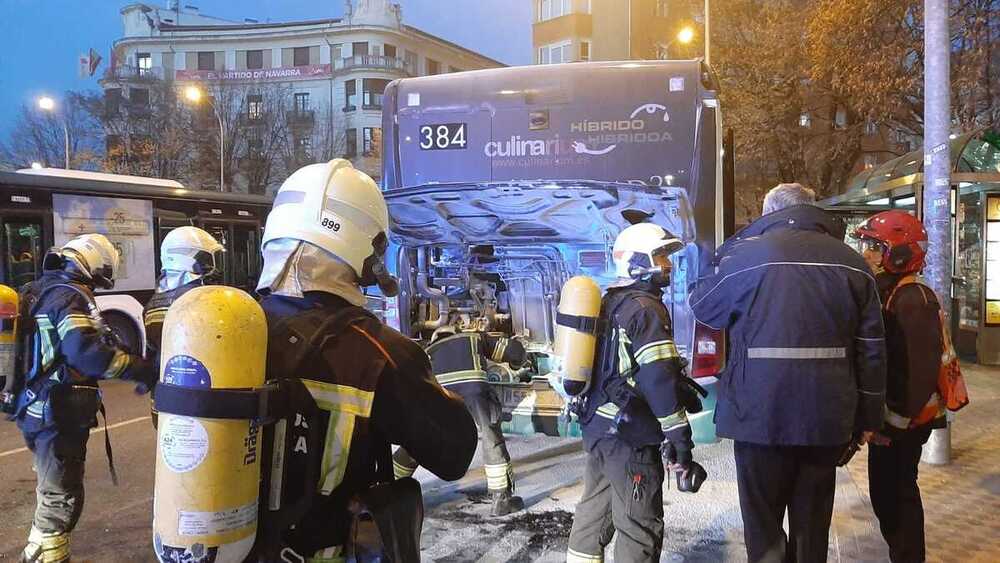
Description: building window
xmin=346 ymin=128 xmax=358 ymax=157
xmin=247 ymin=49 xmax=264 ymax=70
xmin=246 ymin=127 xmax=264 ymax=159
xmin=865 ymin=119 xmax=878 ymax=136
xmin=426 ymin=58 xmax=440 ymax=75
xmin=352 ymin=42 xmax=369 ymax=57
xmin=538 ymin=0 xmax=572 ymax=21
xmin=384 ymin=43 xmax=397 ymax=58
xmin=296 ymin=137 xmax=312 ymax=161
xmin=799 ymin=112 xmax=811 ymax=128
xmin=197 ymin=51 xmax=215 ymax=71
xmin=137 ymin=52 xmax=152 ymax=75
xmin=656 ymin=0 xmax=669 ymax=17
xmin=344 ymin=80 xmax=357 ymax=111
xmin=332 ymin=43 xmax=343 ymax=63
xmin=105 ymin=88 xmax=122 ymax=114
xmin=580 ymin=40 xmax=591 ymax=61
xmin=294 ymin=92 xmax=310 ymax=113
xmin=363 ymin=127 xmax=382 ymax=157
xmin=131 ymin=87 xmax=150 ymax=107
xmin=405 ymin=50 xmax=418 ymax=74
xmin=835 ymin=106 xmax=848 ymax=129
xmin=363 ymin=79 xmax=389 ymax=109
xmin=293 ymin=47 xmax=310 ymax=67
xmin=538 ymin=41 xmax=572 ymax=64
xmin=864 ymin=154 xmax=877 ymax=170
xmin=247 ymin=94 xmax=263 ymax=120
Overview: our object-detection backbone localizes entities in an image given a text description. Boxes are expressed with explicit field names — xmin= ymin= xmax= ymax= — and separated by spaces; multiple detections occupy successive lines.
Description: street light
xmin=36 ymin=96 xmax=70 ymax=169
xmin=183 ymin=85 xmax=226 ymax=192
xmin=664 ymin=26 xmax=697 ymax=59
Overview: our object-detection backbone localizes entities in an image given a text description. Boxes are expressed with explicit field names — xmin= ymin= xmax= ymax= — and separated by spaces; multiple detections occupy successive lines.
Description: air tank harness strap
xmin=555 ymin=312 xmax=606 ymax=335
xmin=154 ymin=379 xmax=294 ymax=424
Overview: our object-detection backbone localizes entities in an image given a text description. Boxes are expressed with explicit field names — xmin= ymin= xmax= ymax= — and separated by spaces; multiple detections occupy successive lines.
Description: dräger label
xmin=160 ymin=416 xmax=209 ymax=473
xmin=178 ymin=501 xmax=258 ymax=536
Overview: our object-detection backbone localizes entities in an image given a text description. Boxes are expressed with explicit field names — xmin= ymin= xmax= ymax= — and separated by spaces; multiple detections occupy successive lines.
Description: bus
xmin=380 ymin=60 xmax=734 ymax=442
xmin=0 ymin=168 xmax=272 ymax=354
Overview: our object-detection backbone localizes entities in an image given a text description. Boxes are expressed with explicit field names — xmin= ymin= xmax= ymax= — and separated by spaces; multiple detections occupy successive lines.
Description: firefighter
xmin=392 ymin=326 xmax=528 ymax=516
xmin=143 ymin=226 xmax=225 ymax=359
xmin=253 ymin=159 xmax=479 ymax=560
xmin=854 ymin=210 xmax=942 ymax=563
xmin=566 ymin=223 xmax=699 ymax=563
xmin=15 ymin=234 xmax=155 ymax=563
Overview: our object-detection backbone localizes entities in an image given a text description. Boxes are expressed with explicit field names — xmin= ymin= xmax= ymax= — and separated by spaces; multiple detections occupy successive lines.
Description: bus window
xmin=232 ymin=224 xmax=261 ymax=291
xmin=203 ymin=223 xmax=232 ymax=285
xmin=3 ymin=220 xmax=43 ymax=289
xmin=155 ymin=216 xmax=193 ymax=275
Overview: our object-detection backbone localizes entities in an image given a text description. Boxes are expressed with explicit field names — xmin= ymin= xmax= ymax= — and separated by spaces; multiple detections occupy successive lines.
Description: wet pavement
xmin=1 ymin=364 xmax=997 ymax=561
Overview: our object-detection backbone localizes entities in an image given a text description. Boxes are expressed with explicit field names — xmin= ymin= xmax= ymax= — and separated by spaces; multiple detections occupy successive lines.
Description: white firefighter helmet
xmin=612 ymin=223 xmax=683 ymax=281
xmin=160 ymin=226 xmax=225 ymax=277
xmin=262 ymin=159 xmax=389 ymax=279
xmin=61 ymin=233 xmax=120 ymax=289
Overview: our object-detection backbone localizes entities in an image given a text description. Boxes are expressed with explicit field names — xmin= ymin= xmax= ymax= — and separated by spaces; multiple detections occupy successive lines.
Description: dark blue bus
xmin=379 ymin=60 xmax=733 ymax=442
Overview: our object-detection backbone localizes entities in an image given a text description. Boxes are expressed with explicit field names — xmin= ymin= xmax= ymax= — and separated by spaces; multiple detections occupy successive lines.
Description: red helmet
xmin=853 ymin=210 xmax=928 ymax=274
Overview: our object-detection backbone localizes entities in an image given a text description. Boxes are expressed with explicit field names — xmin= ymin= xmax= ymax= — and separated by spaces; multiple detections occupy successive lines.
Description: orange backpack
xmin=885 ymin=276 xmax=970 ymax=427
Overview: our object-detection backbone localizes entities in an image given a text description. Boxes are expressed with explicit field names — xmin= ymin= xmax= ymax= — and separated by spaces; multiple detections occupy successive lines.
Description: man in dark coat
xmin=689 ymin=183 xmax=887 ymax=563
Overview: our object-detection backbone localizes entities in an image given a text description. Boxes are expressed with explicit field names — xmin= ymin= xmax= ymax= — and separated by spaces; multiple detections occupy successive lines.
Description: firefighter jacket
xmin=690 ymin=204 xmax=887 ymax=446
xmin=142 ymin=279 xmax=204 ymax=359
xmin=580 ymin=282 xmax=692 ymax=451
xmin=878 ymin=273 xmax=944 ymax=430
xmin=425 ymin=332 xmax=526 ymax=389
xmin=258 ymin=292 xmax=478 ymax=555
xmin=20 ymin=270 xmax=151 ymax=423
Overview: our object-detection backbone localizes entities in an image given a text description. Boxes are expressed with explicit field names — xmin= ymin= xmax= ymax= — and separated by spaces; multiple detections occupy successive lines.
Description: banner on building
xmin=175 ymin=63 xmax=332 ymax=83
xmin=52 ymin=194 xmax=155 ymax=292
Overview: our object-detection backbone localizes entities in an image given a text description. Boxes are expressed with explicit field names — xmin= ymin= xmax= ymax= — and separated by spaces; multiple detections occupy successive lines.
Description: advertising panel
xmin=52 ymin=194 xmax=155 ymax=291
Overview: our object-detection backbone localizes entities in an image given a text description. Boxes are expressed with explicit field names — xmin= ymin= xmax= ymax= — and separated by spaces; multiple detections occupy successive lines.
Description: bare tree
xmin=0 ymin=91 xmax=104 ymax=171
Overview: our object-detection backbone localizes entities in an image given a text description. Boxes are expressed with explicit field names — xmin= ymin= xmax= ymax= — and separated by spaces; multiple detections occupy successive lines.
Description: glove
xmin=125 ymin=356 xmax=158 ymax=395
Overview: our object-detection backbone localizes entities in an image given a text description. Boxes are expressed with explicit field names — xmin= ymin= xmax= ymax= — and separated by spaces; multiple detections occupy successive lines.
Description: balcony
xmin=102 ymin=65 xmax=165 ymax=83
xmin=239 ymin=112 xmax=269 ymax=126
xmin=336 ymin=55 xmax=414 ymax=77
xmin=287 ymin=110 xmax=315 ymax=127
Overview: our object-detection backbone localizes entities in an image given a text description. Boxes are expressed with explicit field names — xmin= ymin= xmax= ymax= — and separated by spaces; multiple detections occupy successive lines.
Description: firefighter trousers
xmin=393 ymin=383 xmax=514 ymax=493
xmin=566 ymin=438 xmax=664 ymax=562
xmin=868 ymin=425 xmax=932 ymax=563
xmin=734 ymin=440 xmax=842 ymax=563
xmin=18 ymin=417 xmax=90 ymax=535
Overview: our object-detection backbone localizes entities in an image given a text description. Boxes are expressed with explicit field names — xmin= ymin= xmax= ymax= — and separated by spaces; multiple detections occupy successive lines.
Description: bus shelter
xmin=818 ymin=129 xmax=1000 ymax=364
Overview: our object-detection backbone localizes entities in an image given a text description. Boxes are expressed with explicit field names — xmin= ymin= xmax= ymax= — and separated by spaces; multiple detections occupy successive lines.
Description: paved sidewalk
xmin=844 ymin=362 xmax=1000 ymax=563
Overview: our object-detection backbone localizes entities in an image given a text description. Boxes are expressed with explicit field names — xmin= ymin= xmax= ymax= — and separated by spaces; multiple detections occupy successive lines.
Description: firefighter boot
xmin=490 ymin=490 xmax=525 ymax=517
xmin=22 ymin=526 xmax=70 ymax=563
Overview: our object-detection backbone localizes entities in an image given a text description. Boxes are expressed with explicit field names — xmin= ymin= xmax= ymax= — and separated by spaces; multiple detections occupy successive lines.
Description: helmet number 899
xmin=321 ymin=217 xmax=341 ymax=231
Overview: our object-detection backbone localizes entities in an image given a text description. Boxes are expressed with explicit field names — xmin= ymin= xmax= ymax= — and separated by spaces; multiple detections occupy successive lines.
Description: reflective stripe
xmin=635 ymin=340 xmax=680 ymax=365
xmin=319 ymin=410 xmax=355 ymax=495
xmin=884 ymin=408 xmax=911 ymax=429
xmin=102 ymin=349 xmax=130 ymax=379
xmin=567 ymin=547 xmax=604 ymax=563
xmin=658 ymin=409 xmax=689 ymax=432
xmin=471 ymin=334 xmax=482 ymax=371
xmin=307 ymin=545 xmax=345 ymax=563
xmin=617 ymin=328 xmax=634 ymax=377
xmin=484 ymin=462 xmax=512 ymax=491
xmin=36 ymin=316 xmax=56 ymax=365
xmin=595 ymin=402 xmax=619 ymax=420
xmin=301 ymin=379 xmax=374 ymax=418
xmin=436 ymin=369 xmax=488 ymax=386
xmin=393 ymin=458 xmax=417 ymax=480
xmin=144 ymin=307 xmax=167 ymax=324
xmin=492 ymin=338 xmax=508 ymax=362
xmin=56 ymin=313 xmax=97 ymax=339
xmin=747 ymin=347 xmax=846 ymax=359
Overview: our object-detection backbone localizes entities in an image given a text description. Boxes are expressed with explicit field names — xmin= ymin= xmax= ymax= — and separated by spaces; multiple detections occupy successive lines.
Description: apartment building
xmin=531 ymin=0 xmax=694 ymax=65
xmin=101 ymin=0 xmax=503 ymax=193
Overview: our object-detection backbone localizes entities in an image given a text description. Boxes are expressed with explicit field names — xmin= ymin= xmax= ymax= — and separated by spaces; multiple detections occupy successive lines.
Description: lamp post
xmin=184 ymin=85 xmax=226 ymax=192
xmin=704 ymin=0 xmax=711 ymax=66
xmin=37 ymin=96 xmax=70 ymax=169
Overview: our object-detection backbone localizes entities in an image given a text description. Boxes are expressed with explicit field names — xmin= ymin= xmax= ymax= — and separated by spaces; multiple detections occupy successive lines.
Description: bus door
xmin=199 ymin=219 xmax=263 ymax=293
xmin=0 ymin=211 xmax=48 ymax=289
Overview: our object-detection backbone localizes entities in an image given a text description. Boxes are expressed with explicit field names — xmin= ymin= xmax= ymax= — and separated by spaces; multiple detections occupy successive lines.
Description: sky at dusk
xmin=0 ymin=0 xmax=534 ymax=136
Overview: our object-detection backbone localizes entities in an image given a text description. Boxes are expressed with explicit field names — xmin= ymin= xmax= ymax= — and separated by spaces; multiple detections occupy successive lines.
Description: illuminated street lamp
xmin=677 ymin=26 xmax=695 ymax=46
xmin=183 ymin=85 xmax=226 ymax=192
xmin=36 ymin=96 xmax=70 ymax=169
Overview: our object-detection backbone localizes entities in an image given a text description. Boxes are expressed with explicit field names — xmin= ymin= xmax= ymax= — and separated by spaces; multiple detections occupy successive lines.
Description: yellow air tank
xmin=153 ymin=286 xmax=266 ymax=563
xmin=0 ymin=285 xmax=18 ymax=412
xmin=551 ymin=276 xmax=602 ymax=397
